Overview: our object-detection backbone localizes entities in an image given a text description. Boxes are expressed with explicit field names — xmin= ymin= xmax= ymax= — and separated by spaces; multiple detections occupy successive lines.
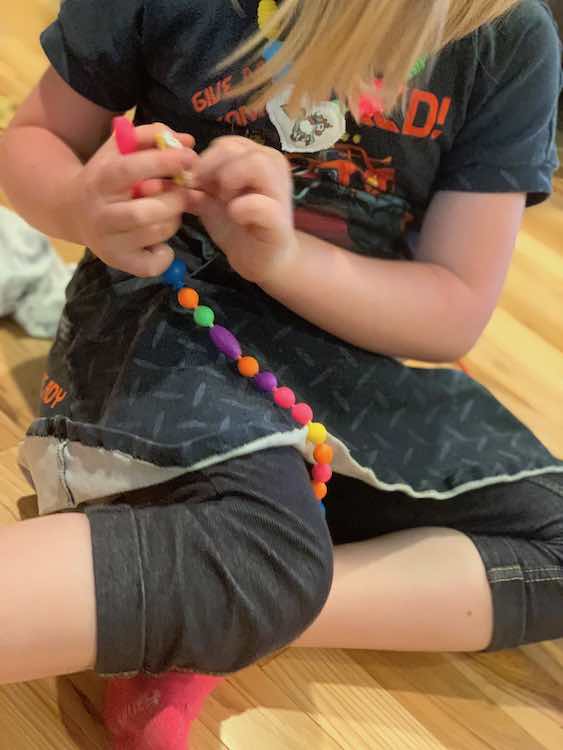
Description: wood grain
xmin=0 ymin=2 xmax=562 ymax=748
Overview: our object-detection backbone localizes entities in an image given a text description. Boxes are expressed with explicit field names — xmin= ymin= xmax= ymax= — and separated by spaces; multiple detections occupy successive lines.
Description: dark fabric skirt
xmin=28 ymin=240 xmax=562 ymax=501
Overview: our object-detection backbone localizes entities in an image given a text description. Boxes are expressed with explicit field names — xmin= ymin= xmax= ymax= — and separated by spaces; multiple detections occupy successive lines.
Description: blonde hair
xmin=227 ymin=0 xmax=521 ymax=112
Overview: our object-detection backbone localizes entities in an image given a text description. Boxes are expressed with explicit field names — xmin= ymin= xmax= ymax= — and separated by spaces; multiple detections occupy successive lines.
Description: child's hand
xmin=187 ymin=137 xmax=298 ymax=284
xmin=68 ymin=123 xmax=197 ymax=277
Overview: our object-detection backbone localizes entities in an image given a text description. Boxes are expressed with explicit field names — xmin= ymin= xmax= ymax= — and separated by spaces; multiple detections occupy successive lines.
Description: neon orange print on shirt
xmin=193 ymin=62 xmax=267 ymax=127
xmin=40 ymin=373 xmax=67 ymax=409
xmin=363 ymin=90 xmax=452 ymax=140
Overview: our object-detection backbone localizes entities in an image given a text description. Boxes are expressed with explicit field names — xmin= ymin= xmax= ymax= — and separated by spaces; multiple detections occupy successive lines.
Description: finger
xmin=134 ymin=124 xmax=195 ymax=150
xmin=99 ymin=148 xmax=197 ymax=197
xmin=115 ymin=215 xmax=183 ymax=254
xmin=104 ymin=242 xmax=175 ymax=278
xmin=103 ymin=189 xmax=190 ymax=233
xmin=212 ymin=150 xmax=290 ymax=204
xmin=121 ymin=243 xmax=176 ymax=278
xmin=112 ymin=122 xmax=195 ymax=152
xmin=227 ymin=194 xmax=287 ymax=243
xmin=183 ymin=189 xmax=221 ymax=219
xmin=136 ymin=179 xmax=176 ymax=197
xmin=100 ymin=122 xmax=194 ymax=164
xmin=193 ymin=137 xmax=257 ymax=187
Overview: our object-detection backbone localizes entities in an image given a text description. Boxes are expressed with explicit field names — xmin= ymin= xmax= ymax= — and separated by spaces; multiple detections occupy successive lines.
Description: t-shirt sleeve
xmin=40 ymin=0 xmax=146 ymax=112
xmin=436 ymin=1 xmax=562 ymax=206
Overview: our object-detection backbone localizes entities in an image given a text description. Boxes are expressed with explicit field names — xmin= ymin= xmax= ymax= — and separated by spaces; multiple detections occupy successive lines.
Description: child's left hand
xmin=186 ymin=137 xmax=298 ymax=284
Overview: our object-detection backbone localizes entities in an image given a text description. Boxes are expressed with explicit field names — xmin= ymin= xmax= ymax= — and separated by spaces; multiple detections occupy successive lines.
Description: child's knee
xmin=89 ymin=475 xmax=334 ymax=677
xmin=178 ymin=488 xmax=334 ymax=674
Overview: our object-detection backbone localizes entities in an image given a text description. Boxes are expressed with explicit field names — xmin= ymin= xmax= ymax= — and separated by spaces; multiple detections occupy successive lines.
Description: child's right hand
xmin=68 ymin=123 xmax=197 ymax=277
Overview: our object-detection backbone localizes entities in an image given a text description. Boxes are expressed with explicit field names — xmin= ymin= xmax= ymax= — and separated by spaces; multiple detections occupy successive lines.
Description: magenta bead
xmin=274 ymin=387 xmax=296 ymax=409
xmin=209 ymin=325 xmax=241 ymax=360
xmin=254 ymin=371 xmax=278 ymax=392
xmin=312 ymin=463 xmax=333 ymax=483
xmin=292 ymin=403 xmax=313 ymax=425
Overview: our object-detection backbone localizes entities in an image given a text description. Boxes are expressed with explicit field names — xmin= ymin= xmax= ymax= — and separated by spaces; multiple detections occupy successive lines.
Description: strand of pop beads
xmin=113 ymin=117 xmax=334 ymax=508
xmin=161 ymin=257 xmax=334 ymax=507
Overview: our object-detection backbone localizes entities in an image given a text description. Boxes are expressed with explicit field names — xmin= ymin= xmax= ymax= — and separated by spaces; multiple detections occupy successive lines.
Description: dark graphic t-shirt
xmin=43 ymin=0 xmax=561 ymax=260
xmin=33 ymin=0 xmax=563 ymax=498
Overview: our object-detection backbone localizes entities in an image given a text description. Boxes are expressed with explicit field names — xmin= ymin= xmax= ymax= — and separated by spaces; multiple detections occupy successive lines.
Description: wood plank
xmin=262 ymin=649 xmax=447 ymax=750
xmin=449 ymin=653 xmax=563 ymax=750
xmin=349 ymin=650 xmax=553 ymax=750
xmin=0 ymin=682 xmax=79 ymax=750
xmin=202 ymin=666 xmax=346 ymax=750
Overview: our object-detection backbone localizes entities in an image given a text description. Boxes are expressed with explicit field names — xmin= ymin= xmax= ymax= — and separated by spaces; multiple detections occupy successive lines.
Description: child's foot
xmin=112 ymin=706 xmax=186 ymax=750
xmin=104 ymin=672 xmax=223 ymax=749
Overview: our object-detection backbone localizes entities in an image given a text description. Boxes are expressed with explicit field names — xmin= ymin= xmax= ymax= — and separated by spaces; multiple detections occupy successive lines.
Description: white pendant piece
xmin=266 ymin=86 xmax=347 ymax=153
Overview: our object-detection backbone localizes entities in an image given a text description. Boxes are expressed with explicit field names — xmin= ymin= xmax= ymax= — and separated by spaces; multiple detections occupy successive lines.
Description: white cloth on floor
xmin=0 ymin=206 xmax=74 ymax=338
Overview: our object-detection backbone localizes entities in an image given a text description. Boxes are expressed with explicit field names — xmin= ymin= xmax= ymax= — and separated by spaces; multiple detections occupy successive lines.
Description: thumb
xmin=122 ymin=243 xmax=175 ymax=278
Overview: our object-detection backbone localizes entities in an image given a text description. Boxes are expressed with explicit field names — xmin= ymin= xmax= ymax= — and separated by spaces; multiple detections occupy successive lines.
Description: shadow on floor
xmin=9 ymin=354 xmax=47 ymax=419
xmin=56 ymin=673 xmax=108 ymax=750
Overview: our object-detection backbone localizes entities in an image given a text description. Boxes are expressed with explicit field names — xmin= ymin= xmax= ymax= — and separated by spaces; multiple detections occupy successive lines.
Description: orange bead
xmin=238 ymin=356 xmax=259 ymax=377
xmin=311 ymin=481 xmax=328 ymax=501
xmin=177 ymin=288 xmax=199 ymax=309
xmin=314 ymin=443 xmax=334 ymax=465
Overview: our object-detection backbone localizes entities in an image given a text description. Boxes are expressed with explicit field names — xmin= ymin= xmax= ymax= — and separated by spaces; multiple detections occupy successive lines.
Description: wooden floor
xmin=1 ymin=3 xmax=562 ymax=748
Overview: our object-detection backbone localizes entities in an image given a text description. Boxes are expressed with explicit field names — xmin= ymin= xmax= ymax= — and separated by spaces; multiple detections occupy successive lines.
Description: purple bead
xmin=254 ymin=371 xmax=278 ymax=392
xmin=209 ymin=325 xmax=241 ymax=360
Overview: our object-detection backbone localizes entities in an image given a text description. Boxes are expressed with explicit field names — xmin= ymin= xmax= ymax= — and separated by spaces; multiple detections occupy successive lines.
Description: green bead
xmin=410 ymin=55 xmax=427 ymax=79
xmin=194 ymin=306 xmax=215 ymax=328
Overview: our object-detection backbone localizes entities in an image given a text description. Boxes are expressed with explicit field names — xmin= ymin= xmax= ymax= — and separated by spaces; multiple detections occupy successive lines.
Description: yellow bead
xmin=258 ymin=0 xmax=280 ymax=39
xmin=258 ymin=0 xmax=278 ymax=27
xmin=307 ymin=422 xmax=327 ymax=445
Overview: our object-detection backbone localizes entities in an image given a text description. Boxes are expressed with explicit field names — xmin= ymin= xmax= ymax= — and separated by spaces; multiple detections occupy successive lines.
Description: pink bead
xmin=312 ymin=463 xmax=333 ymax=483
xmin=274 ymin=387 xmax=296 ymax=409
xmin=292 ymin=403 xmax=313 ymax=425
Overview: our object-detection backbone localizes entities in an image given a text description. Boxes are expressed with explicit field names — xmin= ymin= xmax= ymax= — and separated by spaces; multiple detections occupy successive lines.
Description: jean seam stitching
xmin=492 ymin=575 xmax=563 ymax=583
xmin=129 ymin=508 xmax=148 ymax=672
xmin=490 ymin=565 xmax=563 ymax=574
xmin=57 ymin=439 xmax=76 ymax=507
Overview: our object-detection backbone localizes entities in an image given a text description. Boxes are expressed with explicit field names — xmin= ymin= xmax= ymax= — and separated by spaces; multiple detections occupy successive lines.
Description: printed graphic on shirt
xmin=288 ymin=139 xmax=413 ymax=259
xmin=361 ymin=90 xmax=452 ymax=140
xmin=191 ymin=66 xmax=454 ymax=260
xmin=266 ymin=87 xmax=347 ymax=152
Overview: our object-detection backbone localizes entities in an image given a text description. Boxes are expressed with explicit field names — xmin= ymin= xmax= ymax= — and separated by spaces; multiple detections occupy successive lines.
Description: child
xmin=0 ymin=0 xmax=562 ymax=748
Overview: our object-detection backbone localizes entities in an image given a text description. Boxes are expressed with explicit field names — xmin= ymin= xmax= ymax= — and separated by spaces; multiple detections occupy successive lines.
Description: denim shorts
xmin=83 ymin=446 xmax=563 ymax=676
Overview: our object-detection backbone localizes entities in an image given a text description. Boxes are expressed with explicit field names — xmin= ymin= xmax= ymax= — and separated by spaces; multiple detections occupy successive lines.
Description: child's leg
xmin=0 ymin=513 xmax=97 ymax=684
xmin=3 ymin=446 xmax=332 ymax=746
xmin=83 ymin=446 xmax=332 ymax=678
xmin=295 ymin=526 xmax=494 ymax=651
xmin=296 ymin=472 xmax=563 ymax=651
xmin=90 ymin=446 xmax=331 ymax=748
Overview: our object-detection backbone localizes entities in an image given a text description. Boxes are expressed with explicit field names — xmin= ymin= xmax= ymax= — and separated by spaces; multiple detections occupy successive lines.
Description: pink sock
xmin=104 ymin=672 xmax=223 ymax=750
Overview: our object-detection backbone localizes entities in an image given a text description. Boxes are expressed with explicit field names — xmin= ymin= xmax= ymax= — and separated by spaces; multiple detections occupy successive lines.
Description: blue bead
xmin=319 ymin=502 xmax=326 ymax=516
xmin=263 ymin=40 xmax=283 ymax=61
xmin=162 ymin=259 xmax=187 ymax=290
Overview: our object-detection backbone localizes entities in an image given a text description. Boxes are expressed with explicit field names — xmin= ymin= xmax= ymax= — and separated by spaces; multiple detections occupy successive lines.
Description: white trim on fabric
xmin=19 ymin=430 xmax=563 ymax=516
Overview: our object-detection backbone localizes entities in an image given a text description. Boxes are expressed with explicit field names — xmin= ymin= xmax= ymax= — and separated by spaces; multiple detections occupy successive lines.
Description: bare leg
xmin=0 ymin=518 xmax=492 ymax=686
xmin=295 ymin=528 xmax=494 ymax=652
xmin=0 ymin=514 xmax=97 ymax=685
